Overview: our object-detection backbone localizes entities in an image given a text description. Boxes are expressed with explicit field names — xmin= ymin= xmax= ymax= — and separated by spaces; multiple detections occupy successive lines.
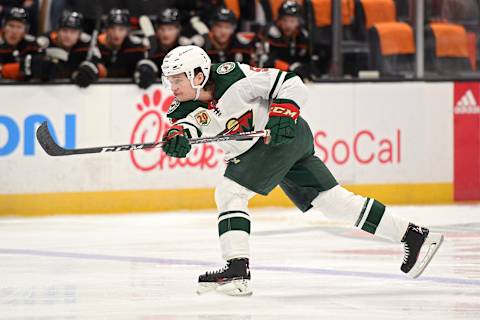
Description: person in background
xmin=98 ymin=8 xmax=157 ymax=89
xmin=0 ymin=7 xmax=40 ymax=80
xmin=202 ymin=6 xmax=255 ymax=64
xmin=0 ymin=0 xmax=37 ymax=34
xmin=125 ymin=0 xmax=174 ymax=18
xmin=433 ymin=0 xmax=480 ymax=22
xmin=37 ymin=10 xmax=106 ymax=87
xmin=63 ymin=0 xmax=125 ymax=34
xmin=259 ymin=0 xmax=310 ymax=80
xmin=151 ymin=7 xmax=184 ymax=73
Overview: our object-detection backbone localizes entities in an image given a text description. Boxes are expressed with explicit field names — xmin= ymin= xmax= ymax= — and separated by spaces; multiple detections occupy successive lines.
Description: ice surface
xmin=0 ymin=204 xmax=479 ymax=319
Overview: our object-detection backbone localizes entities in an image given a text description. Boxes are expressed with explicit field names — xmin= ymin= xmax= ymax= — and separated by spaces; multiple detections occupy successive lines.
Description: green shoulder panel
xmin=284 ymin=71 xmax=299 ymax=81
xmin=211 ymin=62 xmax=246 ymax=100
xmin=167 ymin=99 xmax=208 ymax=120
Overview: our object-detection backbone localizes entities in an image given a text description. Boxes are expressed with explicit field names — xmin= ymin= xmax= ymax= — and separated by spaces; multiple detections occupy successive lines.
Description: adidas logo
xmin=455 ymin=89 xmax=480 ymax=114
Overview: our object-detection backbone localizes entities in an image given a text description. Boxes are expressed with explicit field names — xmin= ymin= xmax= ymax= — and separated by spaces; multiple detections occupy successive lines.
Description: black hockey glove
xmin=20 ymin=54 xmax=51 ymax=80
xmin=72 ymin=61 xmax=99 ymax=88
xmin=161 ymin=125 xmax=191 ymax=158
xmin=134 ymin=59 xmax=158 ymax=89
xmin=289 ymin=62 xmax=310 ymax=80
xmin=265 ymin=100 xmax=300 ymax=146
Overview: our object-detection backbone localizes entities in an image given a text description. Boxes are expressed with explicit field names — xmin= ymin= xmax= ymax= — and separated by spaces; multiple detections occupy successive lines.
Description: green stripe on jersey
xmin=361 ymin=199 xmax=386 ymax=234
xmin=355 ymin=198 xmax=370 ymax=227
xmin=269 ymin=71 xmax=283 ymax=100
xmin=218 ymin=217 xmax=251 ymax=236
xmin=284 ymin=72 xmax=298 ymax=82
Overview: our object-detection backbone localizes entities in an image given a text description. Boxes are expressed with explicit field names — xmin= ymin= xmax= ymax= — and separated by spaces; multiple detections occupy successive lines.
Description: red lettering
xmin=131 ymin=112 xmax=222 ymax=172
xmin=378 ymin=139 xmax=393 ymax=163
xmin=397 ymin=129 xmax=401 ymax=163
xmin=354 ymin=130 xmax=375 ymax=164
xmin=314 ymin=128 xmax=402 ymax=166
xmin=332 ymin=140 xmax=349 ymax=165
xmin=154 ymin=144 xmax=220 ymax=171
xmin=314 ymin=131 xmax=328 ymax=162
xmin=130 ymin=110 xmax=164 ymax=172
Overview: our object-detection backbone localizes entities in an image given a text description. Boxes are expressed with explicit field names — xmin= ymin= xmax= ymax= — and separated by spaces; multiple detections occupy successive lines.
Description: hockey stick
xmin=139 ymin=15 xmax=157 ymax=58
xmin=36 ymin=121 xmax=271 ymax=157
xmin=86 ymin=3 xmax=102 ymax=62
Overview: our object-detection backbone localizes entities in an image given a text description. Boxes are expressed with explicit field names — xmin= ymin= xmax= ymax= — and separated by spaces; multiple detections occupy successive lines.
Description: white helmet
xmin=161 ymin=45 xmax=211 ymax=100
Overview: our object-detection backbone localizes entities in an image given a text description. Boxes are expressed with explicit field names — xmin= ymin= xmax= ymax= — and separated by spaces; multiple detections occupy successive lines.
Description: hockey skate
xmin=197 ymin=258 xmax=252 ymax=296
xmin=401 ymin=223 xmax=444 ymax=279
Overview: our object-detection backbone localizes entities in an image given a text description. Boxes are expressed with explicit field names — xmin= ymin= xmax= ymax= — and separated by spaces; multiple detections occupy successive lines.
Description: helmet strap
xmin=188 ymin=71 xmax=208 ymax=101
xmin=194 ymin=87 xmax=201 ymax=101
xmin=188 ymin=77 xmax=203 ymax=101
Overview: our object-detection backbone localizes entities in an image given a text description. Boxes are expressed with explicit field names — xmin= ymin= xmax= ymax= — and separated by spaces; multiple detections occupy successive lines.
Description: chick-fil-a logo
xmin=129 ymin=89 xmax=224 ymax=172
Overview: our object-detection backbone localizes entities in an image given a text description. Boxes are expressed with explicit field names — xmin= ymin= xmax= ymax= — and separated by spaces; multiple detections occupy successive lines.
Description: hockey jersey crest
xmin=220 ymin=110 xmax=254 ymax=135
xmin=216 ymin=62 xmax=236 ymax=74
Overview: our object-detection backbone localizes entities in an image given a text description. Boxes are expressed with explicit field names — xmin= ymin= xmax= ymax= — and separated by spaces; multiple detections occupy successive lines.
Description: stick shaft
xmin=86 ymin=4 xmax=102 ymax=61
xmin=36 ymin=121 xmax=270 ymax=156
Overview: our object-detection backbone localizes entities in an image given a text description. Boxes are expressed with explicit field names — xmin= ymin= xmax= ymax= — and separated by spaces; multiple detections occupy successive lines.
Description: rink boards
xmin=1 ymin=81 xmax=478 ymax=215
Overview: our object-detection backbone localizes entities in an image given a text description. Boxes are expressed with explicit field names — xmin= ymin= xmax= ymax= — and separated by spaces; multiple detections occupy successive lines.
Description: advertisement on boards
xmin=1 ymin=82 xmax=453 ymax=199
xmin=454 ymin=82 xmax=480 ymax=200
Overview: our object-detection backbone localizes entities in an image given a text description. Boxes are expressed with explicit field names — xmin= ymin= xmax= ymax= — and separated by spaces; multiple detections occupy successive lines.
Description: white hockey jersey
xmin=167 ymin=62 xmax=308 ymax=160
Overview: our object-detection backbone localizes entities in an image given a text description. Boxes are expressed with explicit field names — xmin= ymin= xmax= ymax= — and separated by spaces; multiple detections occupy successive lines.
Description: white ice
xmin=0 ymin=204 xmax=479 ymax=320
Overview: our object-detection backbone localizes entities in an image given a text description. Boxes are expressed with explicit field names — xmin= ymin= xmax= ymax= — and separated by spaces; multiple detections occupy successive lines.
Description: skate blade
xmin=408 ymin=233 xmax=444 ymax=279
xmin=216 ymin=279 xmax=252 ymax=296
xmin=196 ymin=282 xmax=219 ymax=295
xmin=196 ymin=279 xmax=252 ymax=296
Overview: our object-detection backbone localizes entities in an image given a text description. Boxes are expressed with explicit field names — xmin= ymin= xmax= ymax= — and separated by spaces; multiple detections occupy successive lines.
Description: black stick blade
xmin=36 ymin=121 xmax=67 ymax=156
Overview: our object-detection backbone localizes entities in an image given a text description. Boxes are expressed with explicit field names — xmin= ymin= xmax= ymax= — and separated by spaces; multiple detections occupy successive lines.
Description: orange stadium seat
xmin=425 ymin=22 xmax=473 ymax=74
xmin=306 ymin=0 xmax=356 ymax=43
xmin=305 ymin=0 xmax=371 ymax=77
xmin=355 ymin=0 xmax=397 ymax=40
xmin=368 ymin=21 xmax=415 ymax=76
xmin=225 ymin=0 xmax=241 ymax=19
xmin=310 ymin=0 xmax=355 ymax=28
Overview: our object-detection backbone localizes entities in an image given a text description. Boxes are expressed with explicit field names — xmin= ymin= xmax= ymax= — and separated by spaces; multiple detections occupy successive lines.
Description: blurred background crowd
xmin=0 ymin=0 xmax=479 ymax=89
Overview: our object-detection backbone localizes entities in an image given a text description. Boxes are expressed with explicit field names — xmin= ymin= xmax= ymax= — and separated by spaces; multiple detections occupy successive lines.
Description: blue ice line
xmin=0 ymin=248 xmax=478 ymax=287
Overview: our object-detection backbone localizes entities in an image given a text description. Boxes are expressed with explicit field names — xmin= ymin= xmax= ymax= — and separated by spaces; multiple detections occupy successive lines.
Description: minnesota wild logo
xmin=221 ymin=110 xmax=254 ymax=135
xmin=216 ymin=62 xmax=236 ymax=74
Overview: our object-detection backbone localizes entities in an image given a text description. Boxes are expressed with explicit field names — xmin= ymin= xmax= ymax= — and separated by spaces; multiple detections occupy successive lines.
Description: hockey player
xmin=151 ymin=8 xmax=183 ymax=72
xmin=202 ymin=7 xmax=255 ymax=65
xmin=98 ymin=8 xmax=157 ymax=89
xmin=160 ymin=45 xmax=444 ymax=296
xmin=37 ymin=10 xmax=105 ymax=87
xmin=0 ymin=7 xmax=39 ymax=80
xmin=260 ymin=0 xmax=310 ymax=79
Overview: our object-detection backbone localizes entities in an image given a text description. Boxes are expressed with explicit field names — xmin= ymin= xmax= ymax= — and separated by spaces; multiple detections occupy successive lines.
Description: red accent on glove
xmin=269 ymin=102 xmax=300 ymax=121
xmin=163 ymin=124 xmax=185 ymax=141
